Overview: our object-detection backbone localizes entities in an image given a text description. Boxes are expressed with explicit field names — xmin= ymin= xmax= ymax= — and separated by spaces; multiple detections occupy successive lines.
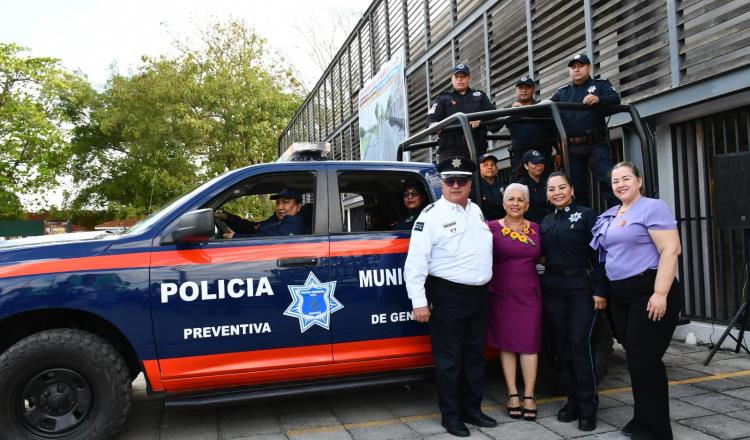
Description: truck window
xmin=210 ymin=172 xmax=316 ymax=238
xmin=337 ymin=172 xmax=431 ymax=233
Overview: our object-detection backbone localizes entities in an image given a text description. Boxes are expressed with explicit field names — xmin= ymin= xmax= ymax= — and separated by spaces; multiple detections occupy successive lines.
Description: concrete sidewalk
xmin=117 ymin=342 xmax=750 ymax=439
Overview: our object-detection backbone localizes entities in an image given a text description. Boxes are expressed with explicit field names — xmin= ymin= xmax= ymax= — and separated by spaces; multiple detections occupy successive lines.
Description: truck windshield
xmin=124 ymin=176 xmax=222 ymax=236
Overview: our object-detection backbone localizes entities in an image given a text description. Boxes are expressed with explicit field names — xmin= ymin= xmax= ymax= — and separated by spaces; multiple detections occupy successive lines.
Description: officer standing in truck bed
xmin=427 ymin=64 xmax=496 ymax=162
xmin=550 ymin=54 xmax=620 ymax=207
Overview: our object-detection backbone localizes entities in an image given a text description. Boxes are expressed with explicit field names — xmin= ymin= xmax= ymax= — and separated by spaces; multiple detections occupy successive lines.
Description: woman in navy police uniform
xmin=540 ymin=171 xmax=607 ymax=432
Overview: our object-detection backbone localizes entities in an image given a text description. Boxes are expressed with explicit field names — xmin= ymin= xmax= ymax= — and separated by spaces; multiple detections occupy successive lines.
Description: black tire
xmin=538 ymin=313 xmax=614 ymax=394
xmin=0 ymin=329 xmax=132 ymax=440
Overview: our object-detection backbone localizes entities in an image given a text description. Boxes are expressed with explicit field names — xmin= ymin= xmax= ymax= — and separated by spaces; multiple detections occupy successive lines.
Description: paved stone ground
xmin=117 ymin=342 xmax=750 ymax=439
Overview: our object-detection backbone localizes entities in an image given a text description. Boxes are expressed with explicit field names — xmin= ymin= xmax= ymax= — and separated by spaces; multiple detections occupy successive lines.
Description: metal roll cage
xmin=397 ymin=102 xmax=656 ymax=203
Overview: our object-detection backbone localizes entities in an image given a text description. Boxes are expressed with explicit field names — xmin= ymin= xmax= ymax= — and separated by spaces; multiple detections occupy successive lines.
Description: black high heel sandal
xmin=507 ymin=394 xmax=522 ymax=419
xmin=522 ymin=396 xmax=537 ymax=421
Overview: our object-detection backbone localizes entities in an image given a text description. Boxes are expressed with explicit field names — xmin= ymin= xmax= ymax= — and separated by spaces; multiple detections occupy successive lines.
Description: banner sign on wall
xmin=358 ymin=50 xmax=408 ymax=161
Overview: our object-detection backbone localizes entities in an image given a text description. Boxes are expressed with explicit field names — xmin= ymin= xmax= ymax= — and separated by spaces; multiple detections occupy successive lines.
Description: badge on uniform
xmin=414 ymin=221 xmax=424 ymax=232
xmin=472 ymin=91 xmax=481 ymax=97
xmin=587 ymin=85 xmax=597 ymax=94
xmin=451 ymin=100 xmax=457 ymax=106
xmin=569 ymin=212 xmax=582 ymax=223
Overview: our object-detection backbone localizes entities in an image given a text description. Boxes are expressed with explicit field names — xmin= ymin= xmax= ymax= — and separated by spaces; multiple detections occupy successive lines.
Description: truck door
xmin=149 ymin=170 xmax=334 ymax=392
xmin=327 ymin=168 xmax=433 ymax=368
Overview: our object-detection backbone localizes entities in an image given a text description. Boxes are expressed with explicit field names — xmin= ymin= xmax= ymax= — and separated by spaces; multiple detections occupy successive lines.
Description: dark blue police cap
xmin=478 ymin=153 xmax=498 ymax=163
xmin=437 ymin=156 xmax=476 ymax=177
xmin=516 ymin=75 xmax=535 ymax=87
xmin=521 ymin=149 xmax=545 ymax=164
xmin=568 ymin=53 xmax=591 ymax=66
xmin=270 ymin=187 xmax=302 ymax=202
xmin=452 ymin=63 xmax=470 ymax=75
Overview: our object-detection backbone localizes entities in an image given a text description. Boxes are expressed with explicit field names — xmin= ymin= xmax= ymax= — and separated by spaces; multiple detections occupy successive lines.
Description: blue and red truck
xmin=0 ymin=103 xmax=650 ymax=439
xmin=0 ymin=152 xmax=445 ymax=439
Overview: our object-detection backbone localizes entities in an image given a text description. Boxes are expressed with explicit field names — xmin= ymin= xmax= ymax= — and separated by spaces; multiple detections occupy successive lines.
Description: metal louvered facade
xmin=280 ymin=1 xmax=750 ymax=330
xmin=280 ymin=0 xmax=750 ymax=156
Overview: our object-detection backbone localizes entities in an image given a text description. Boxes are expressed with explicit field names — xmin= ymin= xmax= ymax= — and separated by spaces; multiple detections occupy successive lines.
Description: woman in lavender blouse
xmin=590 ymin=162 xmax=681 ymax=440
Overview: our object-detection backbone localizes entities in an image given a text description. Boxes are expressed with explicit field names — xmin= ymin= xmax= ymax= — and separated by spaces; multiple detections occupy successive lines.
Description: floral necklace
xmin=499 ymin=219 xmax=536 ymax=246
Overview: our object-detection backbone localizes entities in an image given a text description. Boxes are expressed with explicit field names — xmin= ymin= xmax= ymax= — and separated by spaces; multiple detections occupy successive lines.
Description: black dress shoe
xmin=621 ymin=418 xmax=635 ymax=437
xmin=557 ymin=403 xmax=580 ymax=422
xmin=441 ymin=419 xmax=470 ymax=437
xmin=578 ymin=414 xmax=597 ymax=431
xmin=462 ymin=412 xmax=498 ymax=427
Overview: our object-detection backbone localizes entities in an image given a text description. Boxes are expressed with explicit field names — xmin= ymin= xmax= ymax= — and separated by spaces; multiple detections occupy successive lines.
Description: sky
xmin=0 ymin=0 xmax=372 ymax=209
xmin=0 ymin=0 xmax=372 ymax=89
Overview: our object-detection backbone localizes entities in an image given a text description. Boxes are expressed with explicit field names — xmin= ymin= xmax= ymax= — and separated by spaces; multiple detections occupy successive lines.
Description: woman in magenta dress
xmin=486 ymin=182 xmax=542 ymax=421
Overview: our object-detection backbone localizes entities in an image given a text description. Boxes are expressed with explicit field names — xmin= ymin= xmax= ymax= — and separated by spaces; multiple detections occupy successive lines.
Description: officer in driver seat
xmin=215 ymin=187 xmax=306 ymax=238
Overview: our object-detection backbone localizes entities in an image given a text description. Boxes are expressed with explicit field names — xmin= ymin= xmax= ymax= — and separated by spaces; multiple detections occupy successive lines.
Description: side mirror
xmin=171 ymin=209 xmax=215 ymax=243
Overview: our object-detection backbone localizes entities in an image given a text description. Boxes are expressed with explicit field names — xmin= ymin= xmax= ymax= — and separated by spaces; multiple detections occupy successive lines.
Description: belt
xmin=545 ymin=267 xmax=588 ymax=277
xmin=426 ymin=275 xmax=487 ymax=294
xmin=566 ymin=132 xmax=605 ymax=145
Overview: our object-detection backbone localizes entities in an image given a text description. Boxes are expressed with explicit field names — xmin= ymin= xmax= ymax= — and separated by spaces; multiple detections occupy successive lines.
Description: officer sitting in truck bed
xmin=215 ymin=187 xmax=306 ymax=238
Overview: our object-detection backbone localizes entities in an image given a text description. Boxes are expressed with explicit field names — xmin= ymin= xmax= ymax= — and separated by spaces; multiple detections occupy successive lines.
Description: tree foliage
xmin=69 ymin=20 xmax=304 ymax=216
xmin=0 ymin=43 xmax=92 ymax=219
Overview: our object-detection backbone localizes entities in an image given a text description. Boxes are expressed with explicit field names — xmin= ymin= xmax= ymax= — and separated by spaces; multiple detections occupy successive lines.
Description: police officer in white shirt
xmin=404 ymin=156 xmax=495 ymax=437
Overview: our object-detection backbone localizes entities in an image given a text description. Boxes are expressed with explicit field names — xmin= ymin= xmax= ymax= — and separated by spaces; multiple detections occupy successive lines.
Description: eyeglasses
xmin=403 ymin=191 xmax=421 ymax=198
xmin=441 ymin=177 xmax=471 ymax=187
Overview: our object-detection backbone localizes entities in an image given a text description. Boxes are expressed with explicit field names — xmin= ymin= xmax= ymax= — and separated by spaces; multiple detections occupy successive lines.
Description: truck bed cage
xmin=397 ymin=102 xmax=656 ymax=203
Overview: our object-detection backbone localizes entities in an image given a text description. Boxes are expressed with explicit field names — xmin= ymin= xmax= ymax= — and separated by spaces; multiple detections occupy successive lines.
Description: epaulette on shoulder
xmin=423 ymin=203 xmax=435 ymax=213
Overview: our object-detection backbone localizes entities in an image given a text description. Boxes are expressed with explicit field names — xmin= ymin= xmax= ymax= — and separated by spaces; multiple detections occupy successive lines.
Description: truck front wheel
xmin=0 ymin=329 xmax=132 ymax=440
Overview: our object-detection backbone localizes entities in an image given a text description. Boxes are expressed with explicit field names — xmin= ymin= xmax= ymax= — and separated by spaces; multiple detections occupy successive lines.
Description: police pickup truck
xmin=0 ymin=144 xmax=445 ymax=439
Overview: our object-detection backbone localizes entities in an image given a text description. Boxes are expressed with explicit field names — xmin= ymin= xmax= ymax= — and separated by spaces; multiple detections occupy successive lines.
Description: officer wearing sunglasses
xmin=393 ymin=181 xmax=428 ymax=230
xmin=404 ymin=156 xmax=496 ymax=437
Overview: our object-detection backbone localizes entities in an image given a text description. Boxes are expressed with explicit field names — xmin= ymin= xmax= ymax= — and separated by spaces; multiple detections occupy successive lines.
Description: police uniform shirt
xmin=550 ymin=76 xmax=621 ymax=136
xmin=540 ymin=204 xmax=607 ymax=297
xmin=516 ymin=174 xmax=552 ymax=225
xmin=500 ymin=100 xmax=556 ymax=156
xmin=479 ymin=177 xmax=506 ymax=221
xmin=233 ymin=213 xmax=305 ymax=237
xmin=258 ymin=213 xmax=305 ymax=236
xmin=392 ymin=210 xmax=421 ymax=231
xmin=427 ymin=87 xmax=496 ymax=153
xmin=403 ymin=196 xmax=493 ymax=308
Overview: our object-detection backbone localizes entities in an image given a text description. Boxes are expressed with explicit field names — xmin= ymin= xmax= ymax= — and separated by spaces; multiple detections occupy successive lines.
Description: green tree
xmin=70 ymin=20 xmax=304 ymax=217
xmin=0 ymin=43 xmax=92 ymax=219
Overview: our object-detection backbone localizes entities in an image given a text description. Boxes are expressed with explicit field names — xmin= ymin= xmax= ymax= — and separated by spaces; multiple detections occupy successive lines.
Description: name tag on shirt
xmin=443 ymin=221 xmax=463 ymax=236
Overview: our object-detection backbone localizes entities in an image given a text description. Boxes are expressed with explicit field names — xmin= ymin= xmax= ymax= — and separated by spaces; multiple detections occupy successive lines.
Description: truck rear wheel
xmin=0 ymin=329 xmax=131 ymax=440
xmin=538 ymin=313 xmax=614 ymax=394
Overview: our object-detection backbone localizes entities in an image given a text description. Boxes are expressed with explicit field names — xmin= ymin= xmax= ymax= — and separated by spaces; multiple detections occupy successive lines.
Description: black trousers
xmin=569 ymin=142 xmax=617 ymax=208
xmin=426 ymin=276 xmax=489 ymax=422
xmin=610 ymin=270 xmax=680 ymax=440
xmin=543 ymin=274 xmax=599 ymax=416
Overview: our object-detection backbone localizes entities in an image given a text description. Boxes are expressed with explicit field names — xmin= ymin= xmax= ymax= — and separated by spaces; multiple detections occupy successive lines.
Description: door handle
xmin=277 ymin=257 xmax=319 ymax=267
